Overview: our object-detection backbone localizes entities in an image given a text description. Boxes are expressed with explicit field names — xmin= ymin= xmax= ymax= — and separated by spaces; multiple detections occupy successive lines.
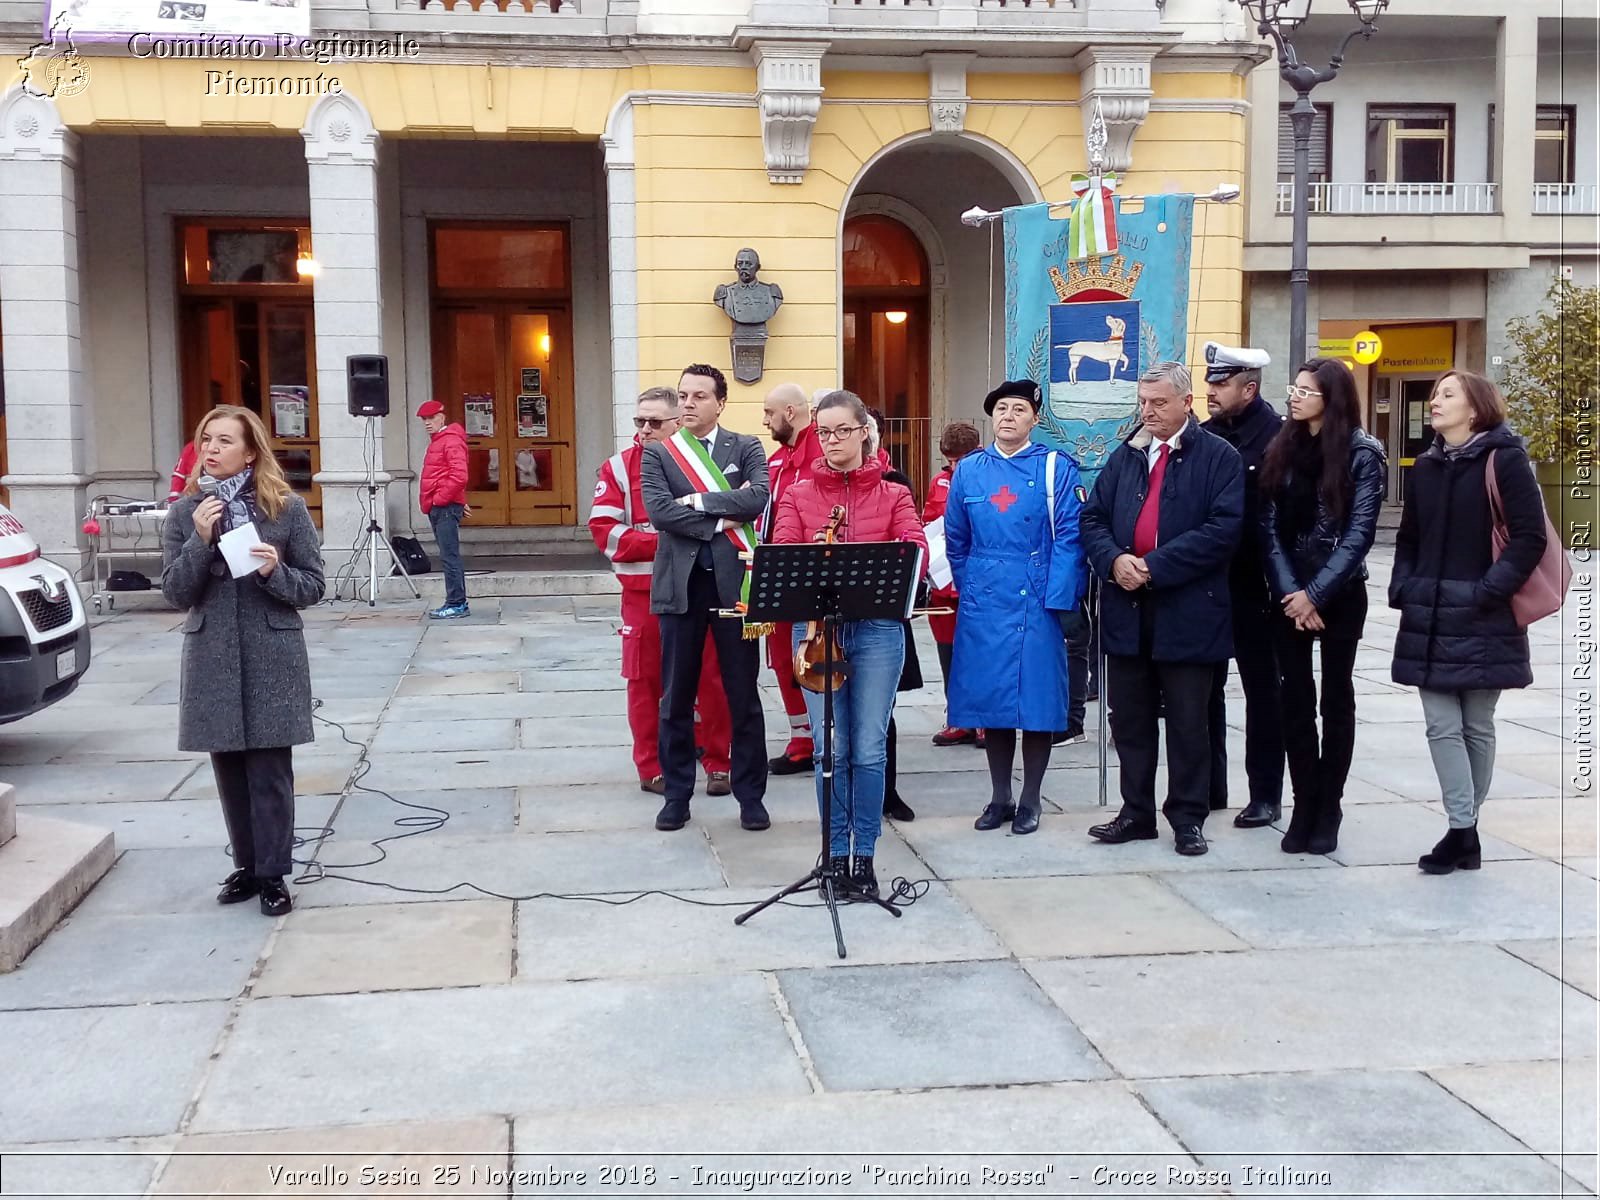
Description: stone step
xmin=0 ymin=802 xmax=115 ymax=972
xmin=0 ymin=782 xmax=14 ymax=848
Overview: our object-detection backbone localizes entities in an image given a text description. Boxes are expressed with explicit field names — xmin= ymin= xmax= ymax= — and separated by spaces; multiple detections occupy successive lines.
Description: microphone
xmin=196 ymin=475 xmax=220 ymax=498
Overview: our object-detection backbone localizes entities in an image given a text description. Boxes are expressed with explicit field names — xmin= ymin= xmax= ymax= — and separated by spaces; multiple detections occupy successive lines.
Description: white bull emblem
xmin=1066 ymin=315 xmax=1130 ymax=383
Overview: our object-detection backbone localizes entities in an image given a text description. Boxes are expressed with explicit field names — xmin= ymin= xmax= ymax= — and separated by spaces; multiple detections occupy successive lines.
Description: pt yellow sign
xmin=1352 ymin=331 xmax=1384 ymax=365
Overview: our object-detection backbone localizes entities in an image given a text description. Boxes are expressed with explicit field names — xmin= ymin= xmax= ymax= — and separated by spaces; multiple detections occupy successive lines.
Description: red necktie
xmin=1133 ymin=443 xmax=1169 ymax=557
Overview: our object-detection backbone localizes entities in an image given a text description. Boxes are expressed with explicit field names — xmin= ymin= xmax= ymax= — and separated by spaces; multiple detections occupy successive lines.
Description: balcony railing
xmin=366 ymin=0 xmax=610 ymax=30
xmin=1534 ymin=183 xmax=1600 ymax=215
xmin=1275 ymin=182 xmax=1499 ymax=216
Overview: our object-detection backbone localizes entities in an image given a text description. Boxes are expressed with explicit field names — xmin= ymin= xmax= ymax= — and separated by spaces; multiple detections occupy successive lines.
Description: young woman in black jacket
xmin=1390 ymin=372 xmax=1548 ymax=874
xmin=1259 ymin=358 xmax=1386 ymax=856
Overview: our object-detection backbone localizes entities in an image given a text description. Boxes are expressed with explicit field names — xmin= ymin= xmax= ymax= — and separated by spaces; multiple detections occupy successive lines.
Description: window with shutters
xmin=1534 ymin=106 xmax=1575 ymax=186
xmin=1365 ymin=105 xmax=1454 ymax=185
xmin=1277 ymin=103 xmax=1333 ymax=186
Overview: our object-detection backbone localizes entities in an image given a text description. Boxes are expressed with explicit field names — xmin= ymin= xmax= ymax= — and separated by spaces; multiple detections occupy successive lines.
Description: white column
xmin=0 ymin=87 xmax=89 ymax=570
xmin=1494 ymin=14 xmax=1537 ymax=237
xmin=603 ymin=97 xmax=639 ymax=454
xmin=302 ymin=92 xmax=387 ymax=563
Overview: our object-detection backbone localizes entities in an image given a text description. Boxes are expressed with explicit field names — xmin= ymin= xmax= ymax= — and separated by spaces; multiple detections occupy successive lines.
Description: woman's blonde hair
xmin=184 ymin=406 xmax=293 ymax=521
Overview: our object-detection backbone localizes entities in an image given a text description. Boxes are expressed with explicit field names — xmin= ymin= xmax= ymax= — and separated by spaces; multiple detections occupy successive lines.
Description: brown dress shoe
xmin=640 ymin=776 xmax=666 ymax=795
xmin=706 ymin=771 xmax=732 ymax=796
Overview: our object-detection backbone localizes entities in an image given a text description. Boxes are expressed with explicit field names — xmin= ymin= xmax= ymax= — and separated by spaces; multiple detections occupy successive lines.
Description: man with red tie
xmin=759 ymin=381 xmax=824 ymax=775
xmin=590 ymin=386 xmax=733 ymax=797
xmin=1078 ymin=362 xmax=1244 ymax=857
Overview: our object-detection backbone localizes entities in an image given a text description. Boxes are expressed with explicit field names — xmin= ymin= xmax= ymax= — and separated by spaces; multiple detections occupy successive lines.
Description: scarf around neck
xmin=200 ymin=468 xmax=257 ymax=534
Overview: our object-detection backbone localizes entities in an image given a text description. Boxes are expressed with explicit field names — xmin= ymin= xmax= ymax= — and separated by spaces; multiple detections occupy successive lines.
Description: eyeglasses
xmin=816 ymin=425 xmax=864 ymax=442
xmin=1285 ymin=384 xmax=1324 ymax=401
xmin=633 ymin=416 xmax=671 ymax=430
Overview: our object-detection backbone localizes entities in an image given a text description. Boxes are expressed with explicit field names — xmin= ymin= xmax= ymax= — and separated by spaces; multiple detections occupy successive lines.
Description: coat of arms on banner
xmin=1049 ymin=298 xmax=1140 ymax=468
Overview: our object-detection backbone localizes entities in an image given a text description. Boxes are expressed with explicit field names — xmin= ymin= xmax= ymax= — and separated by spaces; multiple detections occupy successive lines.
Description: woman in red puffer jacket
xmin=773 ymin=390 xmax=926 ymax=901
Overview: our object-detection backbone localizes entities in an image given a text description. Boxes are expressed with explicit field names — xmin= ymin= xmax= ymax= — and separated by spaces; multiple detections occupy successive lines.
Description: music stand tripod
xmin=734 ymin=539 xmax=923 ymax=959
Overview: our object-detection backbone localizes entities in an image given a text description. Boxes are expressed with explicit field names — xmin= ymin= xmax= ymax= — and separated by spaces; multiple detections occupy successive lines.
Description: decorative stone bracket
xmin=926 ymin=52 xmax=974 ymax=135
xmin=1073 ymin=46 xmax=1156 ymax=174
xmin=754 ymin=41 xmax=826 ymax=185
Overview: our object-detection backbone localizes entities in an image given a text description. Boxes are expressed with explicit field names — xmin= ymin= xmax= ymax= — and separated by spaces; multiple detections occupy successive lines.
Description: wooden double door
xmin=432 ymin=303 xmax=575 ymax=526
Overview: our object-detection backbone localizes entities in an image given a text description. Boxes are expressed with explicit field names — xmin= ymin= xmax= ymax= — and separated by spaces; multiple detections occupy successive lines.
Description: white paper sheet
xmin=924 ymin=517 xmax=952 ymax=590
xmin=218 ymin=522 xmax=263 ymax=580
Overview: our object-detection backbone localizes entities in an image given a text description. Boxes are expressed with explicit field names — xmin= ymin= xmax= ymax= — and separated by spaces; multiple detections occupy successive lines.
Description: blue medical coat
xmin=945 ymin=440 xmax=1085 ymax=732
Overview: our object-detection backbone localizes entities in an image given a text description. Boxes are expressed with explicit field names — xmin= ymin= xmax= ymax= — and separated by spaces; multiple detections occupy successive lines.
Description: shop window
xmin=433 ymin=227 xmax=568 ymax=293
xmin=1366 ymin=105 xmax=1454 ymax=185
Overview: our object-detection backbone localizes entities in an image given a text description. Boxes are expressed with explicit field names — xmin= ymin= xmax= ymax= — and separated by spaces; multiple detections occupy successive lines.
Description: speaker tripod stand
xmin=338 ymin=416 xmax=420 ymax=607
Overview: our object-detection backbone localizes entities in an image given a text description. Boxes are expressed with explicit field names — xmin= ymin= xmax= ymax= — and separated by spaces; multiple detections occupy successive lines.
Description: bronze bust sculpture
xmin=714 ymin=248 xmax=783 ymax=384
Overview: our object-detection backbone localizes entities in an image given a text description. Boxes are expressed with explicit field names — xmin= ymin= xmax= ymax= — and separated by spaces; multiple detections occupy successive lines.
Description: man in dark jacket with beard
xmin=1080 ymin=361 xmax=1244 ymax=857
xmin=1200 ymin=342 xmax=1286 ymax=827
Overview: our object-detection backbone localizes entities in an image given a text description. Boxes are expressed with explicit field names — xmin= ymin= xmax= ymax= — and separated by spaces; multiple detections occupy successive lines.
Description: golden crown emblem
xmin=1049 ymin=255 xmax=1144 ymax=302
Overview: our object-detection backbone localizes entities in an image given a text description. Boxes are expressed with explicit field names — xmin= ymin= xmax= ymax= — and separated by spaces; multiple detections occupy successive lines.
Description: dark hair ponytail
xmin=1259 ymin=357 xmax=1364 ymax=520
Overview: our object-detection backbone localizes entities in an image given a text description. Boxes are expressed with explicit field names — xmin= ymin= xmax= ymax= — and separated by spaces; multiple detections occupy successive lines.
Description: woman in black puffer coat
xmin=1260 ymin=358 xmax=1386 ymax=857
xmin=1390 ymin=371 xmax=1547 ymax=875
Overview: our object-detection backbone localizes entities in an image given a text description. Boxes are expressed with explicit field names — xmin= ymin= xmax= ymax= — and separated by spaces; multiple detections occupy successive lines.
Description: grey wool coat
xmin=161 ymin=491 xmax=326 ymax=752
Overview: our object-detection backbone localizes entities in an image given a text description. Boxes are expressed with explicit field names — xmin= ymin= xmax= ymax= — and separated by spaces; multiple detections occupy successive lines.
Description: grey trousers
xmin=211 ymin=747 xmax=296 ymax=878
xmin=1419 ymin=688 xmax=1501 ymax=829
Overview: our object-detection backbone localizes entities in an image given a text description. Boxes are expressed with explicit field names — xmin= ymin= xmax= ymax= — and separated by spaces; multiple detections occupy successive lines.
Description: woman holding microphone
xmin=162 ymin=406 xmax=325 ymax=916
xmin=773 ymin=390 xmax=927 ymax=899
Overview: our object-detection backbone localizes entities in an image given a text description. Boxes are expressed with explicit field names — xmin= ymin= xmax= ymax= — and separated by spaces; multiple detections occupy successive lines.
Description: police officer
xmin=1201 ymin=341 xmax=1286 ymax=827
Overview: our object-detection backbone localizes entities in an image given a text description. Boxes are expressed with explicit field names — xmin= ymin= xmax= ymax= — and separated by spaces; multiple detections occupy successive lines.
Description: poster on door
xmin=464 ymin=395 xmax=496 ymax=437
xmin=521 ymin=368 xmax=542 ymax=394
xmin=517 ymin=394 xmax=549 ymax=439
xmin=269 ymin=386 xmax=309 ymax=439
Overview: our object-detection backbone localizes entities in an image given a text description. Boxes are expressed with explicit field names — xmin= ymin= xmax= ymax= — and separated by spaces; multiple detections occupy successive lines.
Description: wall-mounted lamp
xmin=539 ymin=333 xmax=552 ymax=355
xmin=884 ymin=311 xmax=908 ymax=325
xmin=296 ymin=253 xmax=320 ymax=279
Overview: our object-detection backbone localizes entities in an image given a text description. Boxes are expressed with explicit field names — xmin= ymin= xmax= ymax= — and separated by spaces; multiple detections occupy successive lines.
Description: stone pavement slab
xmin=360 ymin=747 xmax=637 ymax=791
xmin=1326 ymin=801 xmax=1535 ymax=866
xmin=951 ymin=874 xmax=1247 ymax=959
xmin=2 ymin=760 xmax=200 ymax=805
xmin=1346 ymin=754 xmax=1551 ymax=802
xmin=515 ymin=782 xmax=673 ymax=833
xmin=32 ymin=798 xmax=228 ymax=850
xmin=1501 ymin=937 xmax=1600 ymax=999
xmin=385 ymin=689 xmax=624 ymax=722
xmin=1136 ymin=1069 xmax=1578 ymax=1197
xmin=701 ymin=818 xmax=924 ymax=889
xmin=0 ymin=1001 xmax=229 ymax=1142
xmin=1429 ymin=1059 xmax=1600 ymax=1191
xmin=395 ymin=671 xmax=519 ymax=697
xmin=294 ymin=829 xmax=727 ymax=907
xmin=0 ymin=1141 xmax=166 ymax=1200
xmin=154 ymin=1117 xmax=511 ymax=1196
xmin=255 ymin=900 xmax=513 ymax=997
xmin=1029 ymin=943 xmax=1591 ymax=1078
xmin=515 ymin=883 xmax=1006 ymax=981
xmin=0 ymin=910 xmax=268 ymax=1009
xmin=1475 ymin=796 xmax=1598 ymax=860
xmin=71 ymin=846 xmax=240 ymax=918
xmin=189 ymin=975 xmax=810 ymax=1133
xmin=370 ymin=718 xmax=519 ymax=753
xmin=517 ymin=714 xmax=634 ymax=750
xmin=302 ymin=787 xmax=516 ymax=843
xmin=776 ymin=960 xmax=1111 ymax=1091
xmin=1160 ymin=859 xmax=1593 ymax=949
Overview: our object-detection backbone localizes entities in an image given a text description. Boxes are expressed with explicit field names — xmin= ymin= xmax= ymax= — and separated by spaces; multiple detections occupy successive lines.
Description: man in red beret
xmin=417 ymin=400 xmax=470 ymax=619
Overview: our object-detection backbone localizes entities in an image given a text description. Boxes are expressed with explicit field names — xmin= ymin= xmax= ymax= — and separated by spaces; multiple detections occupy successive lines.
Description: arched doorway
xmin=843 ymin=214 xmax=931 ymax=500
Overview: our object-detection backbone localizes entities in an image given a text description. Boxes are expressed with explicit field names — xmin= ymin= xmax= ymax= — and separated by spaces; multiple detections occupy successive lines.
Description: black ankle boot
xmin=850 ymin=855 xmax=879 ymax=900
xmin=1280 ymin=795 xmax=1316 ymax=854
xmin=1307 ymin=798 xmax=1343 ymax=855
xmin=1419 ymin=825 xmax=1482 ymax=875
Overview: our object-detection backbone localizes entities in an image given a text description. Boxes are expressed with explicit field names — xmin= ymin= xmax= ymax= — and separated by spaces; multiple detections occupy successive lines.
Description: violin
xmin=793 ymin=504 xmax=850 ymax=694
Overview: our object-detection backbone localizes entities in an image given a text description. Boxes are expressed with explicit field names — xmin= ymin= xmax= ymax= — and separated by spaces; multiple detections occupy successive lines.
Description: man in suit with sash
xmin=641 ymin=363 xmax=773 ymax=834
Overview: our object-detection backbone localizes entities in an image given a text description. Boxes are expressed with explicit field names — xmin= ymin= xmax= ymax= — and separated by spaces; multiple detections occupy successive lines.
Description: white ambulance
xmin=0 ymin=501 xmax=91 ymax=723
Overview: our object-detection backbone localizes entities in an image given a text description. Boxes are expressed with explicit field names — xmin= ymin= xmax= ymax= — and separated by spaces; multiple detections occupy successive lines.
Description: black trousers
xmin=211 ymin=746 xmax=296 ymax=879
xmin=1208 ymin=599 xmax=1286 ymax=809
xmin=1272 ymin=586 xmax=1366 ymax=810
xmin=1107 ymin=653 xmax=1215 ymax=829
xmin=659 ymin=567 xmax=767 ymax=805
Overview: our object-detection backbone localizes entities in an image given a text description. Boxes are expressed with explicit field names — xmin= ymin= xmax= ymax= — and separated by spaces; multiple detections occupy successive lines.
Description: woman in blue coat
xmin=946 ymin=379 xmax=1086 ymax=835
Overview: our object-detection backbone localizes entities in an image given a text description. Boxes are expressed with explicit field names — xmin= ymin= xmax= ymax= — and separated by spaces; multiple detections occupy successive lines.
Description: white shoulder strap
xmin=1045 ymin=451 xmax=1058 ymax=530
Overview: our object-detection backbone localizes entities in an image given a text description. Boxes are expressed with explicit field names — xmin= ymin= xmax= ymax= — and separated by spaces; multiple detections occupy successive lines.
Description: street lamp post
xmin=1239 ymin=0 xmax=1388 ymax=368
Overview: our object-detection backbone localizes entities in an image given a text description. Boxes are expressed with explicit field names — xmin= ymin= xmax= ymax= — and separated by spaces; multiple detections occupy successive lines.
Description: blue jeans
xmin=427 ymin=503 xmax=466 ymax=607
xmin=794 ymin=619 xmax=904 ymax=857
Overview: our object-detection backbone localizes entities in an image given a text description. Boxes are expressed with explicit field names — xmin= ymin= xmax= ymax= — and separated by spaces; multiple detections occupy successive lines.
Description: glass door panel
xmin=262 ymin=304 xmax=320 ymax=516
xmin=506 ymin=310 xmax=573 ymax=525
xmin=440 ymin=308 xmax=506 ymax=526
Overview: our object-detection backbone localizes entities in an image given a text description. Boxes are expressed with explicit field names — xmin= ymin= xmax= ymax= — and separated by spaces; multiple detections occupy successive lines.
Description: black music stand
xmin=734 ymin=539 xmax=924 ymax=959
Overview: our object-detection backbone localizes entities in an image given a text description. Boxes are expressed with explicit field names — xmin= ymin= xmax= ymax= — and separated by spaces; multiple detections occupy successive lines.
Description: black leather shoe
xmin=884 ymin=793 xmax=916 ymax=822
xmin=974 ymin=801 xmax=1017 ymax=831
xmin=1011 ymin=805 xmax=1040 ymax=835
xmin=258 ymin=876 xmax=292 ymax=916
xmin=739 ymin=800 xmax=771 ymax=832
xmin=1234 ymin=799 xmax=1282 ymax=828
xmin=768 ymin=752 xmax=813 ymax=776
xmin=1173 ymin=825 xmax=1208 ymax=856
xmin=655 ymin=799 xmax=690 ymax=831
xmin=1088 ymin=814 xmax=1159 ymax=843
xmin=216 ymin=868 xmax=259 ymax=906
xmin=850 ymin=855 xmax=879 ymax=899
xmin=825 ymin=854 xmax=851 ymax=892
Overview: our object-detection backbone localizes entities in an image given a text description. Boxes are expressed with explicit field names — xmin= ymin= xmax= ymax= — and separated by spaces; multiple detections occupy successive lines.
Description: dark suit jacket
xmin=640 ymin=428 xmax=771 ymax=615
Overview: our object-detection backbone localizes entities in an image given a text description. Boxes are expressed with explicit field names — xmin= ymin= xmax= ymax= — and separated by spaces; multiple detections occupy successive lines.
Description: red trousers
xmin=766 ymin=623 xmax=814 ymax=758
xmin=621 ymin=588 xmax=730 ymax=780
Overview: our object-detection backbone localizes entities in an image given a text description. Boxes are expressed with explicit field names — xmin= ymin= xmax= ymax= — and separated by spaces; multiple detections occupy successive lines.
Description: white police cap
xmin=1203 ymin=341 xmax=1271 ymax=384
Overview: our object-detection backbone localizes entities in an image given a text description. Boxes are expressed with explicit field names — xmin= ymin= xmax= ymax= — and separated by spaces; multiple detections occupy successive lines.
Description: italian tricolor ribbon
xmin=661 ymin=429 xmax=774 ymax=639
xmin=1068 ymin=171 xmax=1119 ymax=260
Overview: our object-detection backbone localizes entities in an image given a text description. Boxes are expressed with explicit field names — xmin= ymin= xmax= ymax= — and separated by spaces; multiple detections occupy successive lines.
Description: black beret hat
xmin=983 ymin=379 xmax=1043 ymax=416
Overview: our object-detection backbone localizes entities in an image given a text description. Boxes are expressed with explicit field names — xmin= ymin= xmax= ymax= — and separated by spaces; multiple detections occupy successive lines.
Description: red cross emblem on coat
xmin=990 ymin=485 xmax=1019 ymax=513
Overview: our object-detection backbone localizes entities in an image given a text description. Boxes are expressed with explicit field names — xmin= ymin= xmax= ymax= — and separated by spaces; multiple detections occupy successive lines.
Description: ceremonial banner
xmin=1004 ymin=196 xmax=1195 ymax=485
